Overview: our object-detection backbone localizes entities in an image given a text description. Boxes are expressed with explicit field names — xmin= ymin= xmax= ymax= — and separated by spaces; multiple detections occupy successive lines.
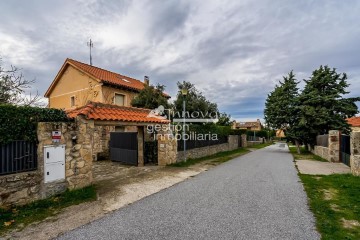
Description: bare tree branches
xmin=0 ymin=61 xmax=43 ymax=107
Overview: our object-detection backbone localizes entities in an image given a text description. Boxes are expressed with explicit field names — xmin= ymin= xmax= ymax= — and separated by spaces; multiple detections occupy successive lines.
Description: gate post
xmin=328 ymin=130 xmax=340 ymax=162
xmin=350 ymin=131 xmax=360 ymax=176
xmin=137 ymin=126 xmax=144 ymax=167
xmin=241 ymin=134 xmax=247 ymax=148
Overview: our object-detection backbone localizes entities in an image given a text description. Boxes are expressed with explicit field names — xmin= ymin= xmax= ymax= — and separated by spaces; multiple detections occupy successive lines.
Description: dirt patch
xmin=323 ymin=188 xmax=338 ymax=200
xmin=342 ymin=218 xmax=360 ymax=229
xmin=3 ymin=161 xmax=218 ymax=240
xmin=330 ymin=203 xmax=340 ymax=212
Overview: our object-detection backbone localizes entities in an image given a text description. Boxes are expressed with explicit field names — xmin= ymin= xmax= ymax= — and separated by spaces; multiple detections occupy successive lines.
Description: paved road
xmin=58 ymin=143 xmax=320 ymax=240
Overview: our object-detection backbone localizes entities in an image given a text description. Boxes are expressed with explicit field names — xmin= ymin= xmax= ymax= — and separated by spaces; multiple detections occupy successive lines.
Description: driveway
xmin=58 ymin=143 xmax=320 ymax=240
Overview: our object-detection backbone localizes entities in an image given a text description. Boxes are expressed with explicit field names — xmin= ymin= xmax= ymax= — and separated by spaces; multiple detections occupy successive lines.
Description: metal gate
xmin=144 ymin=141 xmax=158 ymax=164
xmin=110 ymin=132 xmax=138 ymax=165
xmin=0 ymin=141 xmax=38 ymax=175
xmin=340 ymin=134 xmax=350 ymax=166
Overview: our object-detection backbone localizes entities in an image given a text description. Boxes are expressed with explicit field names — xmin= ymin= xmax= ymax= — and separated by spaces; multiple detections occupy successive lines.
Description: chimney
xmin=144 ymin=76 xmax=150 ymax=86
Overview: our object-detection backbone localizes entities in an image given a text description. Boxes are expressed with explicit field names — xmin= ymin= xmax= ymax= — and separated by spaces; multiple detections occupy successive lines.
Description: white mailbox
xmin=44 ymin=145 xmax=65 ymax=183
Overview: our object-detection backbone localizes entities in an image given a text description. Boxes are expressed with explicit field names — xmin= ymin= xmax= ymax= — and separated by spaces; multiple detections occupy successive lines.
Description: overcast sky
xmin=0 ymin=0 xmax=359 ymax=121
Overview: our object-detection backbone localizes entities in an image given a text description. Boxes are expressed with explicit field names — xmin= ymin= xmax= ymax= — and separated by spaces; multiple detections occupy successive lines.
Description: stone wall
xmin=176 ymin=135 xmax=244 ymax=162
xmin=313 ymin=146 xmax=330 ymax=161
xmin=0 ymin=171 xmax=42 ymax=206
xmin=350 ymin=131 xmax=360 ymax=176
xmin=241 ymin=134 xmax=247 ymax=147
xmin=38 ymin=117 xmax=93 ymax=192
xmin=157 ymin=135 xmax=177 ymax=166
xmin=177 ymin=143 xmax=229 ymax=162
xmin=0 ymin=117 xmax=94 ymax=207
xmin=228 ymin=135 xmax=239 ymax=150
xmin=328 ymin=130 xmax=340 ymax=162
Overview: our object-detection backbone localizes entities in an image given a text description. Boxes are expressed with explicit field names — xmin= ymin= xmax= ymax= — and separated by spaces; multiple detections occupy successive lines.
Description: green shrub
xmin=0 ymin=104 xmax=70 ymax=144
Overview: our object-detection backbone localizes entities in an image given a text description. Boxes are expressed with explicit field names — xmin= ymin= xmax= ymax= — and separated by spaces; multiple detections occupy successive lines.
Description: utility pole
xmin=87 ymin=39 xmax=94 ymax=66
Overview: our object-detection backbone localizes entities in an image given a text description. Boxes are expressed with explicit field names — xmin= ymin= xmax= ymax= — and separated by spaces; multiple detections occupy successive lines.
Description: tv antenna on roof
xmin=87 ymin=39 xmax=94 ymax=66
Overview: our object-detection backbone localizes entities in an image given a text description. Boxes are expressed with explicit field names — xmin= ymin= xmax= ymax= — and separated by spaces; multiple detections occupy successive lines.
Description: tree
xmin=298 ymin=65 xmax=359 ymax=146
xmin=217 ymin=112 xmax=232 ymax=126
xmin=264 ymin=67 xmax=359 ymax=152
xmin=0 ymin=59 xmax=42 ymax=106
xmin=131 ymin=83 xmax=170 ymax=109
xmin=264 ymin=71 xmax=302 ymax=152
xmin=173 ymin=81 xmax=218 ymax=120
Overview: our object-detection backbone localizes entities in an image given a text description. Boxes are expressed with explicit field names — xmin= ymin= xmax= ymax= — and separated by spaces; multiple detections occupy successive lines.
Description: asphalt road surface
xmin=58 ymin=143 xmax=320 ymax=240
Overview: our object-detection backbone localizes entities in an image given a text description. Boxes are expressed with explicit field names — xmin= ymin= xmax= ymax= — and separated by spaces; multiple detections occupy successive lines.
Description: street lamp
xmin=181 ymin=88 xmax=188 ymax=162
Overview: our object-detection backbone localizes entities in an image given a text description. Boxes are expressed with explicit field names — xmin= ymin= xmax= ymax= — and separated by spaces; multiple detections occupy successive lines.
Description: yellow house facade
xmin=45 ymin=58 xmax=149 ymax=110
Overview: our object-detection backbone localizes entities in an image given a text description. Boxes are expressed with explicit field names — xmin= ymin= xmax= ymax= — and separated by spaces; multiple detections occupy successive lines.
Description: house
xmin=44 ymin=58 xmax=167 ymax=109
xmin=276 ymin=129 xmax=285 ymax=138
xmin=232 ymin=119 xmax=263 ymax=131
xmin=347 ymin=117 xmax=360 ymax=132
xmin=44 ymin=59 xmax=170 ymax=165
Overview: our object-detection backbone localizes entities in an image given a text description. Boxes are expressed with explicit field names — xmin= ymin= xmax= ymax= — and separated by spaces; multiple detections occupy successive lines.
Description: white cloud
xmin=0 ymin=0 xmax=359 ymax=120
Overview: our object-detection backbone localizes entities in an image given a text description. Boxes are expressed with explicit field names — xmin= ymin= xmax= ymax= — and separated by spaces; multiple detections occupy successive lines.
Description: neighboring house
xmin=232 ymin=119 xmax=263 ymax=131
xmin=276 ymin=129 xmax=285 ymax=138
xmin=347 ymin=117 xmax=360 ymax=131
xmin=44 ymin=58 xmax=165 ymax=110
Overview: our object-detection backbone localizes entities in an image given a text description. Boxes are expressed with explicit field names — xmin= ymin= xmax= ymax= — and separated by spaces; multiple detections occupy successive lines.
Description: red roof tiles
xmin=67 ymin=102 xmax=169 ymax=124
xmin=347 ymin=117 xmax=360 ymax=127
xmin=67 ymin=59 xmax=145 ymax=92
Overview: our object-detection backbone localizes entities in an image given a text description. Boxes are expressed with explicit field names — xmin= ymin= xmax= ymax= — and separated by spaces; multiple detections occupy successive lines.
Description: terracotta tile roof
xmin=67 ymin=102 xmax=169 ymax=124
xmin=67 ymin=58 xmax=145 ymax=92
xmin=347 ymin=117 xmax=360 ymax=127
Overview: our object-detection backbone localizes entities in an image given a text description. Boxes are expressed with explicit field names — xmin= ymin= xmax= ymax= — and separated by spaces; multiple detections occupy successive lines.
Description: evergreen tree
xmin=298 ymin=65 xmax=359 ymax=145
xmin=131 ymin=84 xmax=170 ymax=110
xmin=264 ymin=71 xmax=303 ymax=150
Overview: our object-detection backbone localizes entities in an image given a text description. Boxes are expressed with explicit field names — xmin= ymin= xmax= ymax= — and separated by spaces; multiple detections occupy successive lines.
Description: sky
xmin=0 ymin=0 xmax=359 ymax=121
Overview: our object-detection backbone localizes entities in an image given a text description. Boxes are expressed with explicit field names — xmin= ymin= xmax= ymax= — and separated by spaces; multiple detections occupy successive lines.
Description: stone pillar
xmin=228 ymin=135 xmax=239 ymax=150
xmin=241 ymin=134 xmax=247 ymax=148
xmin=350 ymin=131 xmax=360 ymax=176
xmin=157 ymin=134 xmax=177 ymax=166
xmin=137 ymin=126 xmax=144 ymax=167
xmin=67 ymin=116 xmax=94 ymax=190
xmin=328 ymin=130 xmax=340 ymax=162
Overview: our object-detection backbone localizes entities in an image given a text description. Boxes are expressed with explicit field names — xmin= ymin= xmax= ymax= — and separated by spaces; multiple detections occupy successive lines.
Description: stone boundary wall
xmin=0 ymin=171 xmax=42 ymax=206
xmin=176 ymin=135 xmax=241 ymax=162
xmin=350 ymin=131 xmax=360 ymax=176
xmin=312 ymin=130 xmax=340 ymax=163
xmin=247 ymin=141 xmax=263 ymax=147
xmin=312 ymin=146 xmax=330 ymax=161
xmin=0 ymin=116 xmax=94 ymax=207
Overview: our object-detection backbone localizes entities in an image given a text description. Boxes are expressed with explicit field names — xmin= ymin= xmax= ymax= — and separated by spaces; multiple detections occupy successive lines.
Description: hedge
xmin=0 ymin=104 xmax=70 ymax=144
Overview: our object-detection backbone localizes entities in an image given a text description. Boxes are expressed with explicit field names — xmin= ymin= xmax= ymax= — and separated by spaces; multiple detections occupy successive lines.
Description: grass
xmin=300 ymin=174 xmax=360 ymax=239
xmin=0 ymin=185 xmax=97 ymax=236
xmin=247 ymin=142 xmax=274 ymax=149
xmin=288 ymin=145 xmax=328 ymax=162
xmin=169 ymin=148 xmax=249 ymax=167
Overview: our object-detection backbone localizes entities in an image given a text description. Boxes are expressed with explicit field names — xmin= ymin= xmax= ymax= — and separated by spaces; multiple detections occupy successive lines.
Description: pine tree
xmin=264 ymin=71 xmax=303 ymax=149
xmin=298 ymin=65 xmax=359 ymax=145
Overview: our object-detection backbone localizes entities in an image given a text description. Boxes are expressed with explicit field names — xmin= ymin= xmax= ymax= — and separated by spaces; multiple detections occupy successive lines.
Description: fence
xmin=316 ymin=134 xmax=329 ymax=147
xmin=177 ymin=136 xmax=228 ymax=151
xmin=247 ymin=136 xmax=262 ymax=142
xmin=0 ymin=141 xmax=38 ymax=176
